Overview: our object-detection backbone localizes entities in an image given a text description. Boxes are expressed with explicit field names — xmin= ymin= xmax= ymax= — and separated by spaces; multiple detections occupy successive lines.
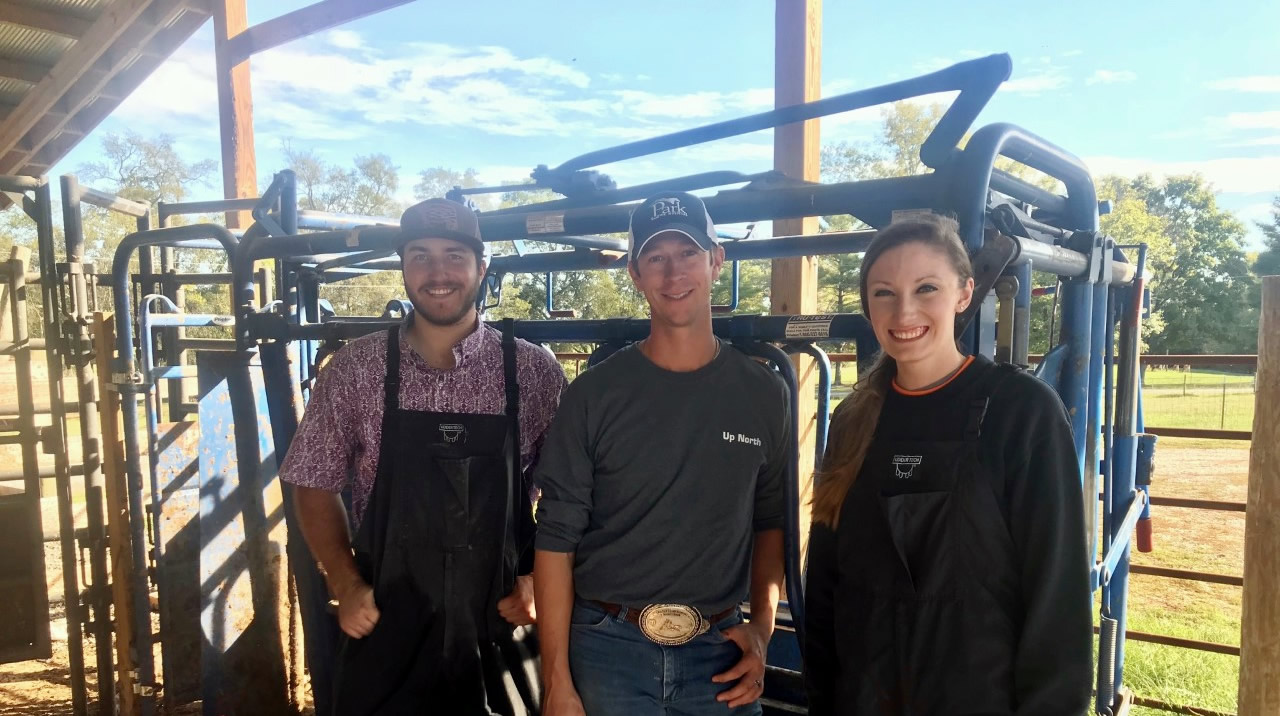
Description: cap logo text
xmin=651 ymin=198 xmax=688 ymax=220
xmin=421 ymin=204 xmax=460 ymax=230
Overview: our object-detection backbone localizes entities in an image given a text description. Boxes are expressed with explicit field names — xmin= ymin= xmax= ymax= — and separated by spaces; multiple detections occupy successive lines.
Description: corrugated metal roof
xmin=15 ymin=0 xmax=106 ymax=16
xmin=0 ymin=0 xmax=212 ymax=180
xmin=0 ymin=25 xmax=75 ymax=66
xmin=0 ymin=79 xmax=33 ymax=103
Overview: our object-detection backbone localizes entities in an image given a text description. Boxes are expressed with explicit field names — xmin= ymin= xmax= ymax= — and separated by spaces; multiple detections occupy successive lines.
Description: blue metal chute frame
xmin=106 ymin=53 xmax=1156 ymax=715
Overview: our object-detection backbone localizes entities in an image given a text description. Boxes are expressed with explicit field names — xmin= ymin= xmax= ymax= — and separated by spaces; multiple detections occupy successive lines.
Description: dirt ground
xmin=0 ymin=436 xmax=1252 ymax=714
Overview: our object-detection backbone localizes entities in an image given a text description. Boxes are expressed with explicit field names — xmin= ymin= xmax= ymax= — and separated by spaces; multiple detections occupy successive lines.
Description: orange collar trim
xmin=892 ymin=355 xmax=976 ymax=396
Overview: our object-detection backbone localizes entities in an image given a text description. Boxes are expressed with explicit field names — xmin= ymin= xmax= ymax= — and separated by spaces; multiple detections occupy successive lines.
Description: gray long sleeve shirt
xmin=534 ymin=341 xmax=790 ymax=614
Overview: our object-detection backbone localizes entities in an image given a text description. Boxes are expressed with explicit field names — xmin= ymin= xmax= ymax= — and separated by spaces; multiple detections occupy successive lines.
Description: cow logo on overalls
xmin=439 ymin=423 xmax=467 ymax=443
xmin=893 ymin=455 xmax=922 ymax=479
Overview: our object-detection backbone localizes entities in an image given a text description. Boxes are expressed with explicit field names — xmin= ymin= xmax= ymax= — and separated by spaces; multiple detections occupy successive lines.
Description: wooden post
xmin=1240 ymin=274 xmax=1279 ymax=713
xmin=92 ymin=312 xmax=138 ymax=716
xmin=213 ymin=0 xmax=257 ymax=229
xmin=772 ymin=0 xmax=822 ymax=555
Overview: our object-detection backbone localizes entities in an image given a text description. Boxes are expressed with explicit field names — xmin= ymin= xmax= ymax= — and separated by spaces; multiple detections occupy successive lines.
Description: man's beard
xmin=406 ymin=276 xmax=481 ymax=327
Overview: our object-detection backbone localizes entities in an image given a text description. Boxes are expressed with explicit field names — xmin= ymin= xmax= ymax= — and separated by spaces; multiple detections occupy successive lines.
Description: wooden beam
xmin=0 ymin=56 xmax=52 ymax=84
xmin=0 ymin=0 xmax=162 ymax=173
xmin=771 ymin=0 xmax=822 ymax=555
xmin=22 ymin=10 xmax=208 ymax=175
xmin=213 ymin=0 xmax=256 ymax=229
xmin=1 ymin=2 xmax=93 ymax=39
xmin=224 ymin=0 xmax=415 ymax=64
xmin=92 ymin=312 xmax=139 ymax=716
xmin=1239 ymin=274 xmax=1279 ymax=714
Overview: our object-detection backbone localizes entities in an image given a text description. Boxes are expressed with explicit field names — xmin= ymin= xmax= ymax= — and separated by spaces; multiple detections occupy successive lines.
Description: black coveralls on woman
xmin=804 ymin=355 xmax=1092 ymax=715
xmin=333 ymin=324 xmax=540 ymax=715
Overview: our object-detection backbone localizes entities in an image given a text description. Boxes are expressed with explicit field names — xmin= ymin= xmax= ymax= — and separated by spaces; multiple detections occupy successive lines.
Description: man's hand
xmin=498 ymin=574 xmax=536 ymax=626
xmin=542 ymin=678 xmax=586 ymax=716
xmin=337 ymin=580 xmax=380 ymax=639
xmin=712 ymin=620 xmax=771 ymax=707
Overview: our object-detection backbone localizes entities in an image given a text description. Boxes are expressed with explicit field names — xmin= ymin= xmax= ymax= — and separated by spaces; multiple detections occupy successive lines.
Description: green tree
xmin=281 ymin=147 xmax=408 ymax=316
xmin=415 ymin=167 xmax=484 ymax=206
xmin=1254 ymin=195 xmax=1280 ymax=277
xmin=81 ymin=130 xmax=217 ymax=206
xmin=283 ymin=145 xmax=404 ymax=217
xmin=1113 ymin=174 xmax=1257 ymax=353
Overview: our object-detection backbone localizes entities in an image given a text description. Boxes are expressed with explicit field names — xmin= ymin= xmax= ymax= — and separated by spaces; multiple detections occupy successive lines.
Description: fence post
xmin=1239 ymin=274 xmax=1279 ymax=713
xmin=1221 ymin=376 xmax=1228 ymax=429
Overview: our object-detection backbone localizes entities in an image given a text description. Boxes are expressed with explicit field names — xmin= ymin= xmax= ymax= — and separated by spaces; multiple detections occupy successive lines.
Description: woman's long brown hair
xmin=811 ymin=214 xmax=973 ymax=529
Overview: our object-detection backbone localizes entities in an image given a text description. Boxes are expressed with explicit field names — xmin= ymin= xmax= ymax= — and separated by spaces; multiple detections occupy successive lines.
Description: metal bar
xmin=161 ymin=197 xmax=262 ymax=216
xmin=1122 ymin=629 xmax=1240 ymax=657
xmin=176 ymin=338 xmax=236 ymax=350
xmin=952 ymin=122 xmax=1100 ymax=252
xmin=1147 ymin=496 xmax=1246 ymax=512
xmin=61 ymin=175 xmax=116 ymax=714
xmin=737 ymin=341 xmax=805 ymax=653
xmin=0 ymin=175 xmax=43 ymax=192
xmin=134 ymin=272 xmax=234 ymax=285
xmin=1144 ymin=427 xmax=1251 ymax=441
xmin=1011 ymin=236 xmax=1135 ymax=283
xmin=4 ymin=246 xmax=53 ymax=662
xmin=32 ymin=179 xmax=88 ymax=715
xmin=1129 ymin=564 xmax=1243 ymax=587
xmin=1027 ymin=354 xmax=1259 ymax=367
xmin=0 ymin=463 xmax=86 ymax=482
xmin=253 ymin=314 xmax=876 ymax=346
xmin=109 ymin=224 xmax=241 ymax=711
xmin=77 ymin=185 xmax=150 ymax=218
xmin=1129 ymin=695 xmax=1236 ymax=716
xmin=259 ymin=341 xmax=338 ymax=715
xmin=1099 ymin=491 xmax=1146 ymax=584
xmin=788 ymin=343 xmax=831 ymax=467
xmin=296 ymin=209 xmax=397 ymax=231
xmin=555 ymin=54 xmax=1010 ymax=173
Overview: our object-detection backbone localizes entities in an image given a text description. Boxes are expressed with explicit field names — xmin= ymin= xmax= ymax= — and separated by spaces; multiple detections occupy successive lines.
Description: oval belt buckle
xmin=638 ymin=603 xmax=706 ymax=646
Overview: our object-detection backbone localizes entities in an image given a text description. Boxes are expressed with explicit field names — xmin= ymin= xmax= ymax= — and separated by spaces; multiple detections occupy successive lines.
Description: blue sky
xmin=49 ymin=0 xmax=1280 ymax=247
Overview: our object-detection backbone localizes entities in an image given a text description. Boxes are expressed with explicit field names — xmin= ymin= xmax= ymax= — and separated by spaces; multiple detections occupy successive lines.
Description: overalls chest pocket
xmin=872 ymin=439 xmax=972 ymax=598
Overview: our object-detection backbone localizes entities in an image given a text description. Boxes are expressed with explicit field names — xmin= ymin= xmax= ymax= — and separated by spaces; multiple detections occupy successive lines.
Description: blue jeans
xmin=568 ymin=600 xmax=763 ymax=716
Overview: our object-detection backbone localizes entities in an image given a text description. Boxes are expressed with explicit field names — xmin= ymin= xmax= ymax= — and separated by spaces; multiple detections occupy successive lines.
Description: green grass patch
xmin=1123 ymin=602 xmax=1240 ymax=715
xmin=1142 ymin=368 xmax=1254 ymax=388
xmin=1141 ymin=391 xmax=1255 ymax=432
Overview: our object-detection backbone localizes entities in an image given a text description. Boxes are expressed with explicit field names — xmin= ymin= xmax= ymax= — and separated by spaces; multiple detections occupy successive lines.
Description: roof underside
xmin=0 ymin=0 xmax=211 ymax=179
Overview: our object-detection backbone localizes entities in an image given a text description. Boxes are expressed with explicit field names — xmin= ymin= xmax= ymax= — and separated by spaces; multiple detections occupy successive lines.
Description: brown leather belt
xmin=594 ymin=601 xmax=737 ymax=629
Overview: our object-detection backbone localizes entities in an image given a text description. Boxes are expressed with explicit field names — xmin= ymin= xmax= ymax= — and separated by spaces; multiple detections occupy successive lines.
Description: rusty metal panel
xmin=153 ymin=419 xmax=200 ymax=708
xmin=196 ymin=350 xmax=293 ymax=715
xmin=0 ymin=494 xmax=51 ymax=662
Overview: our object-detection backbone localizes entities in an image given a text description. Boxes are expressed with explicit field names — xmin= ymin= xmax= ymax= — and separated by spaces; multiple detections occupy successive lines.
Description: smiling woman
xmin=804 ymin=214 xmax=1094 ymax=716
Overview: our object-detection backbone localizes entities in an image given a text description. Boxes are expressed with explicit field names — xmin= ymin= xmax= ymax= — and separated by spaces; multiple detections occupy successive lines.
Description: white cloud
xmin=1222 ymin=111 xmax=1280 ymax=130
xmin=114 ymin=43 xmax=218 ymax=122
xmin=1061 ymin=49 xmax=1085 ymax=57
xmin=1208 ymin=76 xmax=1280 ymax=93
xmin=1087 ymin=70 xmax=1137 ymax=85
xmin=1083 ymin=155 xmax=1280 ymax=195
xmin=1226 ymin=135 xmax=1280 ymax=147
xmin=608 ymin=87 xmax=772 ymax=119
xmin=326 ymin=29 xmax=363 ymax=50
xmin=1003 ymin=72 xmax=1069 ymax=93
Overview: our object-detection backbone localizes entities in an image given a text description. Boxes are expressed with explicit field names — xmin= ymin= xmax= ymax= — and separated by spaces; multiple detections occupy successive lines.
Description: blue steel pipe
xmin=555 ymin=54 xmax=1009 ymax=173
xmin=110 ymin=223 xmax=239 ymax=710
xmin=952 ymin=122 xmax=1099 ymax=252
xmin=737 ymin=341 xmax=806 ymax=656
xmin=787 ymin=343 xmax=833 ymax=468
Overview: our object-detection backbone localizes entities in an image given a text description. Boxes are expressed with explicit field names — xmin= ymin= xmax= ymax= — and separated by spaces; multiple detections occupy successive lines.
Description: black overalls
xmin=333 ymin=323 xmax=540 ymax=715
xmin=831 ymin=365 xmax=1023 ymax=714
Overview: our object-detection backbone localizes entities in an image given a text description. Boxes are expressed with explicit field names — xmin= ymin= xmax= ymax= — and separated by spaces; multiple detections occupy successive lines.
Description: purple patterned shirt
xmin=279 ymin=320 xmax=568 ymax=527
